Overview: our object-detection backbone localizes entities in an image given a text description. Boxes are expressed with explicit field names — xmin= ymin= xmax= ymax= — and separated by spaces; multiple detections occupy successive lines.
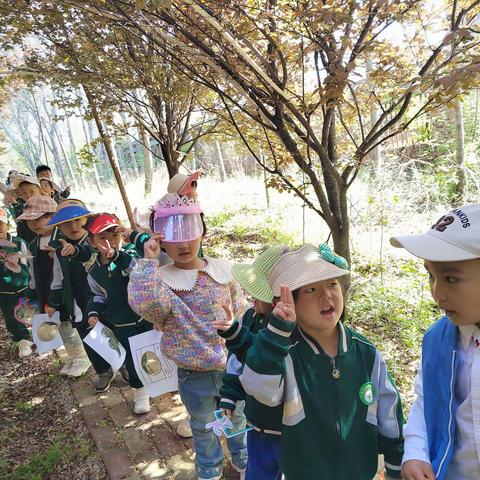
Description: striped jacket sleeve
xmin=218 ymin=316 xmax=255 ymax=363
xmin=47 ymin=253 xmax=64 ymax=309
xmin=371 ymin=349 xmax=405 ymax=478
xmin=219 ymin=354 xmax=245 ymax=411
xmin=240 ymin=314 xmax=296 ymax=408
xmin=86 ymin=273 xmax=107 ymax=318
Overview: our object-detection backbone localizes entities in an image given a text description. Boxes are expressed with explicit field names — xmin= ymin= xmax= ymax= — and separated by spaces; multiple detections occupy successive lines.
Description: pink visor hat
xmin=152 ymin=193 xmax=203 ymax=242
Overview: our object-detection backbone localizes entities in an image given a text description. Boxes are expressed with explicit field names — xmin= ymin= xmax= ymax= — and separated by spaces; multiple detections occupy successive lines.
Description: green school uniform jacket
xmin=0 ymin=233 xmax=30 ymax=295
xmin=27 ymin=228 xmax=61 ymax=303
xmin=240 ymin=314 xmax=404 ymax=480
xmin=47 ymin=233 xmax=95 ymax=323
xmin=9 ymin=199 xmax=36 ymax=244
xmin=86 ymin=243 xmax=142 ymax=326
xmin=218 ymin=308 xmax=283 ymax=436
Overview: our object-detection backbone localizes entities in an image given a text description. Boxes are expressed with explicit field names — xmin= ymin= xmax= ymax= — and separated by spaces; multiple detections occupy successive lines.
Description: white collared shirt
xmin=444 ymin=324 xmax=480 ymax=480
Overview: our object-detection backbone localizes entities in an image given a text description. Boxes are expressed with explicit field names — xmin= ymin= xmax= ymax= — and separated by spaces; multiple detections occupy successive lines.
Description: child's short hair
xmin=36 ymin=165 xmax=52 ymax=175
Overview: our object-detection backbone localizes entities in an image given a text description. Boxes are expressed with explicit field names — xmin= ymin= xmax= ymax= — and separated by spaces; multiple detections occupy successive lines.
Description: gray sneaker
xmin=93 ymin=370 xmax=114 ymax=393
xmin=118 ymin=365 xmax=129 ymax=384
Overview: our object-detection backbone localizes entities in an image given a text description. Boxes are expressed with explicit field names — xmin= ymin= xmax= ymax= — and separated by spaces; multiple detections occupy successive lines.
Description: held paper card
xmin=129 ymin=329 xmax=178 ymax=398
xmin=32 ymin=312 xmax=63 ymax=354
xmin=84 ymin=321 xmax=126 ymax=372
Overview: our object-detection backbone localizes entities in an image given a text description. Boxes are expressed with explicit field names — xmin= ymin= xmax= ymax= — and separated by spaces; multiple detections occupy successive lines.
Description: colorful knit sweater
xmin=128 ymin=257 xmax=247 ymax=371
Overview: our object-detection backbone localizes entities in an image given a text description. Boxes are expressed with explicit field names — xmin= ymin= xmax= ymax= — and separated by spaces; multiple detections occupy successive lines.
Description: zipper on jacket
xmin=332 ymin=355 xmax=341 ymax=477
xmin=436 ymin=350 xmax=456 ymax=479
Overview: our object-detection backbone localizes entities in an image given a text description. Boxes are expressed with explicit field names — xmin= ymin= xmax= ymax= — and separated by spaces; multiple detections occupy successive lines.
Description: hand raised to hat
xmin=144 ymin=233 xmax=164 ymax=259
xmin=59 ymin=239 xmax=76 ymax=257
xmin=273 ymin=285 xmax=296 ymax=323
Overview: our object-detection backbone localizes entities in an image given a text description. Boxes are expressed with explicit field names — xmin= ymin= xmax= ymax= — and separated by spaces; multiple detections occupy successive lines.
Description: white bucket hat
xmin=268 ymin=244 xmax=350 ymax=297
xmin=390 ymin=204 xmax=480 ymax=261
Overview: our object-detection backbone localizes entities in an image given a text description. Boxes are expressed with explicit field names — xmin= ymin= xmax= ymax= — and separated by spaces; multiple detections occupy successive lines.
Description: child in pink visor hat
xmin=128 ymin=193 xmax=248 ymax=480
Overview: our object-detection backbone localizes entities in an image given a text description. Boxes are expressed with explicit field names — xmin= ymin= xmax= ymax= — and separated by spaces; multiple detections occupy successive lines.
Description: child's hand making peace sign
xmin=273 ymin=285 xmax=296 ymax=323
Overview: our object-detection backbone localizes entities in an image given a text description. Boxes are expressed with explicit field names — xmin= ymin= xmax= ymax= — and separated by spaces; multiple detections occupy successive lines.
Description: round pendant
xmin=332 ymin=368 xmax=340 ymax=380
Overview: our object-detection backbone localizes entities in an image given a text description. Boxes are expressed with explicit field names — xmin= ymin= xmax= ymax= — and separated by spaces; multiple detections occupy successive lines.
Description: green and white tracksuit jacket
xmin=240 ymin=314 xmax=404 ymax=480
xmin=218 ymin=308 xmax=283 ymax=436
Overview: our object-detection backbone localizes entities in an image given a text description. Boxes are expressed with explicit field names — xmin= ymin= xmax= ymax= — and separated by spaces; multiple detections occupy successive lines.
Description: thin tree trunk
xmin=453 ymin=99 xmax=466 ymax=205
xmin=121 ymin=112 xmax=139 ymax=177
xmin=215 ymin=140 xmax=227 ymax=182
xmin=86 ymin=119 xmax=106 ymax=192
xmin=139 ymin=125 xmax=153 ymax=196
xmin=85 ymin=89 xmax=136 ymax=228
xmin=66 ymin=116 xmax=86 ymax=190
xmin=30 ymin=89 xmax=49 ymax=165
xmin=44 ymin=99 xmax=67 ymax=186
xmin=261 ymin=150 xmax=270 ymax=208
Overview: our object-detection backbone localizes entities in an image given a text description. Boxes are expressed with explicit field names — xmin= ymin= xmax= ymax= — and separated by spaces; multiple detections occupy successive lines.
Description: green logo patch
xmin=359 ymin=382 xmax=376 ymax=406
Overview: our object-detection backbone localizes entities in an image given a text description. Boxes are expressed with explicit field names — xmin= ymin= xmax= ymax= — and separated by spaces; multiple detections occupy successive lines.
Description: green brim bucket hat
xmin=232 ymin=244 xmax=290 ymax=303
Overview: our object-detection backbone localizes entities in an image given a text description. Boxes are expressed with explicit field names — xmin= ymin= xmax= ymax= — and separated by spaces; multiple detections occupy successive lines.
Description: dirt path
xmin=0 ymin=319 xmax=241 ymax=480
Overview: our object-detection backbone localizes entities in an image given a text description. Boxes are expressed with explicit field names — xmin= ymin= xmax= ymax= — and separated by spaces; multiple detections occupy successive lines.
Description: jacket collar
xmin=458 ymin=323 xmax=480 ymax=350
xmin=298 ymin=322 xmax=349 ymax=355
xmin=158 ymin=257 xmax=233 ymax=291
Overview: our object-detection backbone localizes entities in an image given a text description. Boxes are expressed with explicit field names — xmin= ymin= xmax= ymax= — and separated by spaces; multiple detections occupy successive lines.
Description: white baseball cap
xmin=390 ymin=204 xmax=480 ymax=261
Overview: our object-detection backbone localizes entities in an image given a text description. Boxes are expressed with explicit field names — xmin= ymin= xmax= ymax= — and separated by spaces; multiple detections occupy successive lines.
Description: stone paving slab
xmin=69 ymin=367 xmax=386 ymax=480
xmin=70 ymin=370 xmax=240 ymax=480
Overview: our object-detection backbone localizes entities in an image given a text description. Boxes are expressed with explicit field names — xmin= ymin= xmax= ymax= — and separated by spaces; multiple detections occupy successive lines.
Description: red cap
xmin=88 ymin=213 xmax=120 ymax=234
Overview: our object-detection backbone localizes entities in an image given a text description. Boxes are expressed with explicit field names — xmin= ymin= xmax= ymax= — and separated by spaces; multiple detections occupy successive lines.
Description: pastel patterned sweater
xmin=128 ymin=257 xmax=247 ymax=371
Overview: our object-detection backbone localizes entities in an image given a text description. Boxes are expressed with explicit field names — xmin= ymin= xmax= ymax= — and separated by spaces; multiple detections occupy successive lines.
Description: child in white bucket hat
xmin=391 ymin=204 xmax=480 ymax=480
xmin=240 ymin=243 xmax=404 ymax=480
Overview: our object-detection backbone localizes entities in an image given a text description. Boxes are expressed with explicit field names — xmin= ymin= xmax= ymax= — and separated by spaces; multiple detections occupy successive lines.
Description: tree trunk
xmin=30 ymin=89 xmax=49 ymax=165
xmin=47 ymin=115 xmax=67 ymax=186
xmin=85 ymin=89 xmax=136 ymax=228
xmin=453 ymin=99 xmax=466 ymax=205
xmin=79 ymin=109 xmax=102 ymax=194
xmin=66 ymin=116 xmax=86 ymax=190
xmin=162 ymin=142 xmax=180 ymax=178
xmin=261 ymin=151 xmax=270 ymax=208
xmin=87 ymin=119 xmax=108 ymax=189
xmin=121 ymin=112 xmax=139 ymax=177
xmin=139 ymin=125 xmax=153 ymax=195
xmin=215 ymin=140 xmax=227 ymax=182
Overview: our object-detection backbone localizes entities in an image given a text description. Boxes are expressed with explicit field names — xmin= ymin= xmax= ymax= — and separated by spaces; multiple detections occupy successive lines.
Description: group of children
xmin=1 ymin=164 xmax=480 ymax=480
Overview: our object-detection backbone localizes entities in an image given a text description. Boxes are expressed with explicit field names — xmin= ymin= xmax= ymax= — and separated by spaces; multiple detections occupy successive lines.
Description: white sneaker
xmin=18 ymin=339 xmax=33 ymax=359
xmin=176 ymin=418 xmax=193 ymax=438
xmin=198 ymin=477 xmax=221 ymax=480
xmin=133 ymin=387 xmax=151 ymax=414
xmin=59 ymin=359 xmax=73 ymax=376
xmin=67 ymin=358 xmax=91 ymax=378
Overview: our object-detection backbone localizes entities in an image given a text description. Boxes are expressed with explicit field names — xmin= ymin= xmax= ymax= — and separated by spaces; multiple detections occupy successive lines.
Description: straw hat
xmin=16 ymin=195 xmax=57 ymax=221
xmin=10 ymin=173 xmax=41 ymax=190
xmin=268 ymin=244 xmax=350 ymax=297
xmin=232 ymin=245 xmax=290 ymax=303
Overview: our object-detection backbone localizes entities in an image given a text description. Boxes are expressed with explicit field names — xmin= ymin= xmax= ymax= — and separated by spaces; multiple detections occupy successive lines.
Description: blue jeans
xmin=177 ymin=368 xmax=248 ymax=479
xmin=246 ymin=429 xmax=282 ymax=480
